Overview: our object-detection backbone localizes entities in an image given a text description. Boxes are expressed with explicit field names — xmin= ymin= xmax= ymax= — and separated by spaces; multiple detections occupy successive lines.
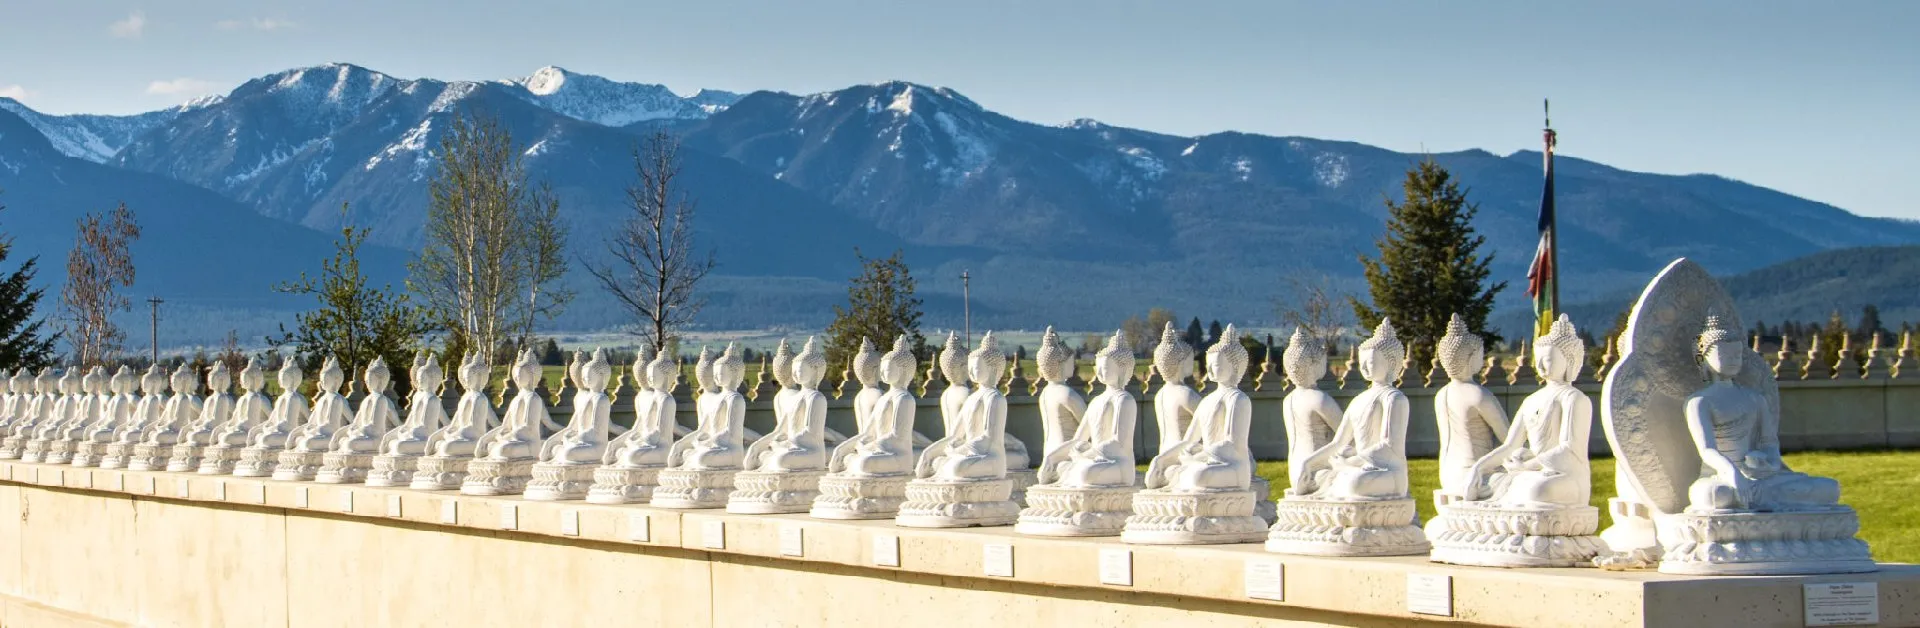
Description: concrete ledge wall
xmin=3 ymin=465 xmax=1918 ymax=628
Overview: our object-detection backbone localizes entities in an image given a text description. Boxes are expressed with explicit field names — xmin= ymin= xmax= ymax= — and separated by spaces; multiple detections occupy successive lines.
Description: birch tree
xmin=60 ymin=203 xmax=140 ymax=368
xmin=587 ymin=131 xmax=714 ymax=353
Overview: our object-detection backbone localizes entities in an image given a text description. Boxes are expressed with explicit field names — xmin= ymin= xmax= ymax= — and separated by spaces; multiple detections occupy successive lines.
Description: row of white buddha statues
xmin=0 ymin=259 xmax=1875 ymax=575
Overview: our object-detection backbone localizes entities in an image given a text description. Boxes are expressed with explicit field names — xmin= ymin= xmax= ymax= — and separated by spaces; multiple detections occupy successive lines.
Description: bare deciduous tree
xmin=60 ymin=203 xmax=141 ymax=367
xmin=588 ymin=131 xmax=714 ymax=353
xmin=410 ymin=114 xmax=571 ymax=359
xmin=1276 ymin=272 xmax=1353 ymax=352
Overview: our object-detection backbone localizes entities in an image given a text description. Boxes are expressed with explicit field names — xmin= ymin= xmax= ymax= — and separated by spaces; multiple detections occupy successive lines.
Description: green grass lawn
xmin=1252 ymin=450 xmax=1920 ymax=564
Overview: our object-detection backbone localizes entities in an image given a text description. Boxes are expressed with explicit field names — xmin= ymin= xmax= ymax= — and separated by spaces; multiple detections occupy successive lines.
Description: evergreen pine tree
xmin=1184 ymin=318 xmax=1204 ymax=349
xmin=1855 ymin=305 xmax=1885 ymax=341
xmin=1205 ymin=320 xmax=1224 ymax=350
xmin=823 ymin=249 xmax=926 ymax=375
xmin=272 ymin=217 xmax=434 ymax=391
xmin=1351 ymin=159 xmax=1506 ymax=365
xmin=0 ymin=197 xmax=55 ymax=369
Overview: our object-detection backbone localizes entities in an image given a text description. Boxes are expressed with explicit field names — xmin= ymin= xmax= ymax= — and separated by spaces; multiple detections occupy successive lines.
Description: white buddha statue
xmin=367 ymin=352 xmax=448 ymax=487
xmin=20 ymin=369 xmax=72 ymax=463
xmin=88 ymin=365 xmax=154 ymax=468
xmin=813 ymin=336 xmax=920 ymax=519
xmin=234 ymin=360 xmax=309 ymax=477
xmin=897 ymin=332 xmax=1021 ymax=528
xmin=728 ymin=337 xmax=832 ymax=513
xmin=654 ymin=344 xmax=750 ymax=509
xmin=0 ymin=369 xmax=45 ymax=459
xmin=1267 ymin=319 xmax=1429 ymax=556
xmin=129 ymin=364 xmax=202 ymax=471
xmin=526 ymin=349 xmax=616 ymax=501
xmin=316 ymin=358 xmax=400 ymax=484
xmin=1151 ymin=323 xmax=1198 ymax=457
xmin=588 ymin=348 xmax=678 ymax=504
xmin=463 ymin=349 xmax=556 ymax=495
xmin=0 ymin=369 xmax=28 ymax=458
xmin=1687 ymin=314 xmax=1840 ymax=513
xmin=168 ymin=362 xmax=234 ymax=472
xmin=411 ymin=352 xmax=498 ymax=490
xmin=1431 ymin=314 xmax=1510 ymax=504
xmin=276 ymin=357 xmax=352 ymax=481
xmin=46 ymin=367 xmax=106 ymax=465
xmin=1279 ymin=327 xmax=1341 ymax=496
xmin=200 ymin=359 xmax=271 ymax=475
xmin=1032 ymin=327 xmax=1086 ymax=479
xmin=830 ymin=338 xmax=886 ymax=469
xmin=1124 ymin=324 xmax=1267 ymax=544
xmin=1019 ymin=330 xmax=1140 ymax=536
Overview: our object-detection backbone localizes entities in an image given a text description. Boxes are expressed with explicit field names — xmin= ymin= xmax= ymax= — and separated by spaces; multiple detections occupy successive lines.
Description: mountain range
xmin=3 ymin=62 xmax=1916 ymax=347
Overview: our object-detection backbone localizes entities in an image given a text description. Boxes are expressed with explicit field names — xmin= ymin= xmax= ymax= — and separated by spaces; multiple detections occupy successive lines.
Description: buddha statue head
xmin=8 ymin=368 xmax=25 ymax=395
xmin=1206 ymin=324 xmax=1250 ymax=388
xmin=109 ymin=365 xmax=133 ymax=395
xmin=1436 ymin=314 xmax=1484 ymax=383
xmin=1094 ymin=330 xmax=1134 ymax=391
xmin=881 ymin=336 xmax=917 ymax=390
xmin=170 ymin=363 xmax=197 ymax=395
xmin=646 ymin=349 xmax=678 ymax=394
xmin=794 ymin=337 xmax=828 ymax=390
xmin=1154 ymin=321 xmax=1196 ymax=387
xmin=415 ymin=353 xmax=445 ymax=397
xmin=567 ymin=350 xmax=588 ymax=389
xmin=142 ymin=364 xmax=168 ymax=395
xmin=276 ymin=360 xmax=304 ymax=395
xmin=694 ymin=346 xmax=716 ymax=393
xmin=582 ymin=348 xmax=612 ymax=393
xmin=46 ymin=368 xmax=65 ymax=395
xmin=772 ymin=339 xmax=796 ymax=389
xmin=1696 ymin=312 xmax=1743 ymax=380
xmin=239 ymin=358 xmax=265 ymax=393
xmin=1534 ymin=314 xmax=1585 ymax=385
xmin=715 ymin=343 xmax=746 ymax=391
xmin=316 ymin=357 xmax=345 ymax=394
xmin=968 ymin=332 xmax=1007 ymax=389
xmin=1357 ymin=319 xmax=1406 ymax=386
xmin=631 ymin=345 xmax=656 ymax=393
xmin=510 ymin=349 xmax=541 ymax=391
xmin=206 ymin=361 xmax=231 ymax=395
xmin=1036 ymin=326 xmax=1073 ymax=385
xmin=456 ymin=352 xmax=488 ymax=394
xmin=410 ymin=351 xmax=428 ymax=389
xmin=364 ymin=357 xmax=391 ymax=396
xmin=851 ymin=337 xmax=882 ymax=388
xmin=1283 ymin=327 xmax=1327 ymax=389
xmin=939 ymin=332 xmax=970 ymax=387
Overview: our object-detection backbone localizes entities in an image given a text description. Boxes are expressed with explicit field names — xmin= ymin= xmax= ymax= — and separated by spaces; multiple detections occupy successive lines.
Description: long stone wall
xmin=2 ymin=466 xmax=1916 ymax=627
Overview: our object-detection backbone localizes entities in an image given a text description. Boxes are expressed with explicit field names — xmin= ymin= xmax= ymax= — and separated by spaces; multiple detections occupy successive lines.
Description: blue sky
xmin=1 ymin=0 xmax=1914 ymax=219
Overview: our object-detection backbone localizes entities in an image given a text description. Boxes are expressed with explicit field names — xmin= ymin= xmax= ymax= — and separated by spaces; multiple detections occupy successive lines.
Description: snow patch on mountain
xmin=428 ymin=82 xmax=478 ymax=114
xmin=932 ymin=110 xmax=991 ymax=186
xmin=502 ymin=66 xmax=738 ymax=127
xmin=887 ymin=86 xmax=916 ymax=116
xmin=1313 ymin=152 xmax=1349 ymax=187
xmin=1119 ymin=147 xmax=1165 ymax=180
xmin=225 ymin=137 xmax=323 ymax=188
xmin=365 ymin=119 xmax=432 ymax=173
xmin=1232 ymin=157 xmax=1253 ymax=181
xmin=0 ymin=98 xmax=180 ymax=163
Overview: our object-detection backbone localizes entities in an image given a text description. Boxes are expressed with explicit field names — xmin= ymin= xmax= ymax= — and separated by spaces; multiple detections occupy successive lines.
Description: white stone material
xmin=276 ymin=357 xmax=352 ymax=481
xmin=317 ymin=358 xmax=400 ymax=484
xmin=813 ymin=336 xmax=921 ymax=519
xmin=898 ymin=332 xmax=1019 ymax=528
xmin=0 ymin=369 xmax=31 ymax=459
xmin=1429 ymin=315 xmax=1604 ymax=567
xmin=168 ymin=363 xmax=235 ymax=472
xmin=463 ymin=349 xmax=554 ymax=496
xmin=410 ymin=353 xmax=496 ymax=490
xmin=199 ymin=359 xmax=271 ymax=475
xmin=587 ymin=349 xmax=678 ymax=504
xmin=730 ymin=337 xmax=832 ymax=513
xmin=81 ymin=366 xmax=145 ymax=468
xmin=1019 ymin=330 xmax=1139 ymax=536
xmin=654 ymin=344 xmax=749 ymax=509
xmin=1126 ymin=324 xmax=1266 ymax=545
xmin=1430 ymin=314 xmax=1510 ymax=503
xmin=1267 ymin=319 xmax=1428 ymax=556
xmin=527 ymin=349 xmax=618 ymax=501
xmin=130 ymin=364 xmax=203 ymax=471
xmin=1598 ymin=258 xmax=1874 ymax=576
xmin=20 ymin=368 xmax=81 ymax=463
xmin=2 ymin=369 xmax=54 ymax=459
xmin=233 ymin=361 xmax=309 ymax=477
xmin=365 ymin=353 xmax=446 ymax=487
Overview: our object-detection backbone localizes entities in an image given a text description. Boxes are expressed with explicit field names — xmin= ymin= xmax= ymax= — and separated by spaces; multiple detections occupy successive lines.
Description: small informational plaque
xmin=215 ymin=480 xmax=227 ymax=501
xmin=1244 ymin=560 xmax=1285 ymax=601
xmin=1406 ymin=573 xmax=1454 ymax=617
xmin=498 ymin=504 xmax=518 ymax=530
xmin=626 ymin=513 xmax=651 ymax=542
xmin=175 ymin=478 xmax=190 ymax=498
xmin=873 ymin=534 xmax=900 ymax=567
xmin=982 ymin=544 xmax=1015 ymax=578
xmin=1805 ymin=582 xmax=1879 ymax=627
xmin=439 ymin=500 xmax=458 ymax=524
xmin=294 ymin=486 xmax=310 ymax=509
xmin=1098 ymin=549 xmax=1133 ymax=586
xmin=778 ymin=524 xmax=804 ymax=557
xmin=337 ymin=490 xmax=354 ymax=513
xmin=385 ymin=494 xmax=403 ymax=518
xmin=702 ymin=520 xmax=726 ymax=549
xmin=560 ymin=509 xmax=580 ymax=536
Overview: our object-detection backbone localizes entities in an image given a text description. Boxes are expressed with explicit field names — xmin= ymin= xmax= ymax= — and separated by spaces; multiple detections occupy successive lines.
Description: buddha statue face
xmin=1036 ymin=327 xmax=1073 ymax=384
xmin=793 ymin=337 xmax=828 ymax=389
xmin=457 ymin=354 xmax=489 ymax=392
xmin=239 ymin=360 xmax=265 ymax=393
xmin=1697 ymin=315 xmax=1743 ymax=379
xmin=206 ymin=363 xmax=231 ymax=394
xmin=646 ymin=353 xmax=678 ymax=393
xmin=415 ymin=355 xmax=444 ymax=396
xmin=582 ymin=350 xmax=611 ymax=393
xmin=694 ymin=347 xmax=716 ymax=392
xmin=1533 ymin=315 xmax=1585 ymax=385
xmin=968 ymin=333 xmax=1006 ymax=389
xmin=714 ymin=344 xmax=746 ymax=390
xmin=772 ymin=339 xmax=795 ymax=388
xmin=1093 ymin=330 xmax=1134 ymax=389
xmin=851 ymin=338 xmax=882 ymax=387
xmin=630 ymin=346 xmax=655 ymax=393
xmin=170 ymin=364 xmax=196 ymax=395
xmin=1356 ymin=319 xmax=1405 ymax=386
xmin=364 ymin=357 xmax=391 ymax=394
xmin=1153 ymin=322 xmax=1195 ymax=385
xmin=939 ymin=332 xmax=970 ymax=387
xmin=879 ymin=337 xmax=917 ymax=390
xmin=317 ymin=358 xmax=346 ymax=393
xmin=511 ymin=350 xmax=541 ymax=390
xmin=1206 ymin=324 xmax=1250 ymax=387
xmin=1282 ymin=327 xmax=1326 ymax=389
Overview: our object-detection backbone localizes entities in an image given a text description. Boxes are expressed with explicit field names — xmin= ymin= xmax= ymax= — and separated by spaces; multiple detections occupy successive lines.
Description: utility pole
xmin=147 ymin=296 xmax=163 ymax=364
xmin=960 ymin=270 xmax=971 ymax=348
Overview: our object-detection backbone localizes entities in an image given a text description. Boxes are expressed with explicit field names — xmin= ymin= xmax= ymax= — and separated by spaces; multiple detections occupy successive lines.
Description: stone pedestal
xmin=197 ymin=446 xmax=242 ymax=475
xmin=651 ymin=468 xmax=740 ymax=509
xmin=127 ymin=443 xmax=173 ymax=472
xmin=364 ymin=454 xmax=420 ymax=487
xmin=461 ymin=458 xmax=534 ymax=495
xmin=585 ymin=466 xmax=663 ymax=505
xmin=272 ymin=450 xmax=326 ymax=481
xmin=726 ymin=470 xmax=827 ymax=514
xmin=1 ymin=436 xmax=26 ymax=459
xmin=74 ymin=442 xmax=112 ymax=468
xmin=1265 ymin=497 xmax=1430 ymax=556
xmin=524 ymin=462 xmax=598 ymax=501
xmin=1654 ymin=508 xmax=1876 ymax=576
xmin=231 ymin=447 xmax=282 ymax=477
xmin=1121 ymin=488 xmax=1267 ymax=545
xmin=1015 ymin=485 xmax=1138 ymax=536
xmin=18 ymin=438 xmax=49 ymax=463
xmin=44 ymin=440 xmax=77 ymax=465
xmin=1250 ymin=476 xmax=1278 ymax=524
xmin=1007 ymin=469 xmax=1038 ymax=506
xmin=314 ymin=452 xmax=374 ymax=484
xmin=895 ymin=479 xmax=1019 ymax=528
xmin=408 ymin=456 xmax=469 ymax=490
xmin=809 ymin=474 xmax=911 ymax=520
xmin=164 ymin=445 xmax=202 ymax=472
xmin=1428 ymin=501 xmax=1605 ymax=567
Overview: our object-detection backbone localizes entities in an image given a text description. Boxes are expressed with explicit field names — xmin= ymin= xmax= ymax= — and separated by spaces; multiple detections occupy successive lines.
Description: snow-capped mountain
xmin=504 ymin=65 xmax=739 ymax=127
xmin=0 ymin=97 xmax=214 ymax=163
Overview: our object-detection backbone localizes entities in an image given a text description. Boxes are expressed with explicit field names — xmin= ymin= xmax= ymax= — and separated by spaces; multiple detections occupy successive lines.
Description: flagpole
xmin=1544 ymin=99 xmax=1557 ymax=323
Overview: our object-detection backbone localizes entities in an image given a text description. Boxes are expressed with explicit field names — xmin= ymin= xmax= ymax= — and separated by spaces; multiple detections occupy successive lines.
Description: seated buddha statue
xmin=675 ymin=344 xmax=749 ymax=470
xmin=289 ymin=358 xmax=352 ymax=453
xmin=840 ymin=336 xmax=919 ymax=477
xmin=1465 ymin=315 xmax=1591 ymax=507
xmin=332 ymin=358 xmax=400 ymax=455
xmin=425 ymin=353 xmax=495 ymax=458
xmin=1038 ymin=330 xmax=1137 ymax=488
xmin=378 ymin=353 xmax=446 ymax=457
xmin=916 ymin=332 xmax=1010 ymax=481
xmin=746 ymin=337 xmax=830 ymax=472
xmin=1280 ymin=328 xmax=1342 ymax=496
xmin=475 ymin=349 xmax=555 ymax=461
xmin=1032 ymin=327 xmax=1086 ymax=474
xmin=1684 ymin=314 xmax=1840 ymax=513
xmin=1144 ymin=324 xmax=1254 ymax=492
xmin=1433 ymin=314 xmax=1510 ymax=501
xmin=1297 ymin=319 xmax=1410 ymax=501
xmin=543 ymin=349 xmax=615 ymax=465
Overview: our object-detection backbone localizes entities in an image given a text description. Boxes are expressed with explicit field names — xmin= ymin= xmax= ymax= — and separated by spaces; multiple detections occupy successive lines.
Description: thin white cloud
xmin=109 ymin=11 xmax=146 ymax=38
xmin=0 ymin=85 xmax=33 ymax=101
xmin=146 ymin=78 xmax=221 ymax=97
xmin=215 ymin=17 xmax=297 ymax=31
